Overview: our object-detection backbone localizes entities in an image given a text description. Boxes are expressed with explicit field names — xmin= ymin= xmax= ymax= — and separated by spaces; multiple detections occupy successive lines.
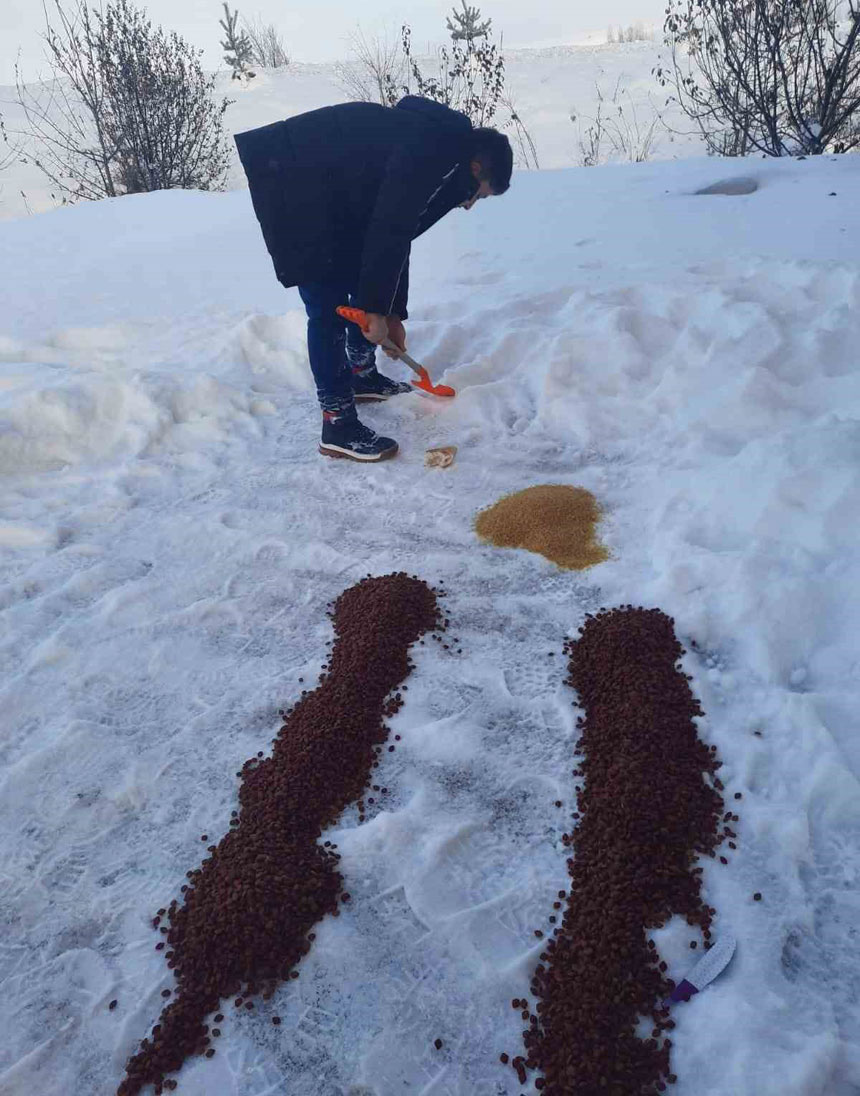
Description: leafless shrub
xmin=0 ymin=109 xmax=18 ymax=173
xmin=573 ymin=78 xmax=661 ymax=165
xmin=243 ymin=15 xmax=289 ymax=69
xmin=10 ymin=0 xmax=231 ymax=203
xmin=655 ymin=0 xmax=860 ymax=156
xmin=100 ymin=0 xmax=232 ymax=192
xmin=502 ymin=93 xmax=540 ymax=168
xmin=335 ymin=28 xmax=403 ymax=105
xmin=574 ymin=94 xmax=609 ymax=167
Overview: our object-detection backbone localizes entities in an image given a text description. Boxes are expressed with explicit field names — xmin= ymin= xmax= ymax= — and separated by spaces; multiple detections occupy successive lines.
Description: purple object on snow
xmin=663 ymin=930 xmax=737 ymax=1008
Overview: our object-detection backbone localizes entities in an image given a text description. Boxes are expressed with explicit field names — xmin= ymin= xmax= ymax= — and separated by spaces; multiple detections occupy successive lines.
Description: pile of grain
xmin=510 ymin=607 xmax=731 ymax=1094
xmin=117 ymin=574 xmax=443 ymax=1096
xmin=474 ymin=485 xmax=608 ymax=570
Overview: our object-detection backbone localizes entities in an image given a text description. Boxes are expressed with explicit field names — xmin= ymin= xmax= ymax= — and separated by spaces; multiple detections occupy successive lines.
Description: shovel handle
xmin=336 ymin=305 xmax=422 ymax=378
xmin=335 ymin=304 xmax=454 ymax=396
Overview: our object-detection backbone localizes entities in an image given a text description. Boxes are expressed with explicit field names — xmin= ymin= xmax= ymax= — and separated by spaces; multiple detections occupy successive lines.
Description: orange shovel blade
xmin=412 ymin=368 xmax=456 ymax=399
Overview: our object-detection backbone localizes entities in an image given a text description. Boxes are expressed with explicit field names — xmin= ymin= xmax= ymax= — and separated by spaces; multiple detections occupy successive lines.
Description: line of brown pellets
xmin=117 ymin=573 xmax=444 ymax=1096
xmin=511 ymin=606 xmax=729 ymax=1095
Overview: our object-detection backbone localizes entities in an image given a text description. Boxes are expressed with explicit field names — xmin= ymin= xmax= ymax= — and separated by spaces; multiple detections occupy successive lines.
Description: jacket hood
xmin=396 ymin=96 xmax=473 ymax=135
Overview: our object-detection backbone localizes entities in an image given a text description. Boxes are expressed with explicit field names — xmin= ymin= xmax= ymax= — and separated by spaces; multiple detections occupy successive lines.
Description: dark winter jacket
xmin=234 ymin=97 xmax=477 ymax=320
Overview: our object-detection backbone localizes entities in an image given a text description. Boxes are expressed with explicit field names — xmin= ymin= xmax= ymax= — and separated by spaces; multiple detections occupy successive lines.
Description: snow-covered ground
xmin=0 ymin=40 xmax=699 ymax=223
xmin=1 ymin=90 xmax=859 ymax=1096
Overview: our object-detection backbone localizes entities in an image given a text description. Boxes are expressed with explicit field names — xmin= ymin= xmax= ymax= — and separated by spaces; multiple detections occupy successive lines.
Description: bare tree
xmin=655 ymin=0 xmax=860 ymax=156
xmin=14 ymin=1 xmax=122 ymax=202
xmin=10 ymin=0 xmax=231 ymax=203
xmin=335 ymin=28 xmax=403 ymax=105
xmin=243 ymin=15 xmax=289 ymax=69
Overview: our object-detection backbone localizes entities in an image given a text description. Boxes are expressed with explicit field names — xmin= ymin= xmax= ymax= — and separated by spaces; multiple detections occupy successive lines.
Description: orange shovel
xmin=337 ymin=306 xmax=456 ymax=398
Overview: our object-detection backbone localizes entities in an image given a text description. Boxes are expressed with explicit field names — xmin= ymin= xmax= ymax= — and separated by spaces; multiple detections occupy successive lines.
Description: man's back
xmin=234 ymin=98 xmax=475 ymax=297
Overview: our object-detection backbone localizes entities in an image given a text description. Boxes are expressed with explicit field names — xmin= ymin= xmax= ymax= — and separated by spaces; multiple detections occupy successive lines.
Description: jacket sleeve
xmin=354 ymin=140 xmax=455 ymax=318
xmin=390 ymin=249 xmax=409 ymax=320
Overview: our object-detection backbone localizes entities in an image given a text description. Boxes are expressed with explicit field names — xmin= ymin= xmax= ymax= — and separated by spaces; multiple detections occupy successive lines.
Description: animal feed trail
xmin=117 ymin=573 xmax=444 ymax=1096
xmin=512 ymin=606 xmax=731 ymax=1095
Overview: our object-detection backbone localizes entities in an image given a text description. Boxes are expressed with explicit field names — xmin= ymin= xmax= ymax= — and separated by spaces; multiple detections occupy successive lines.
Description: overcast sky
xmin=1 ymin=0 xmax=663 ymax=85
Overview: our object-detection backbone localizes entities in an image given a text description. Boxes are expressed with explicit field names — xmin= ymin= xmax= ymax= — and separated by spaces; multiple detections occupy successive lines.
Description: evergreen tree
xmin=220 ymin=3 xmax=255 ymax=80
xmin=446 ymin=1 xmax=493 ymax=42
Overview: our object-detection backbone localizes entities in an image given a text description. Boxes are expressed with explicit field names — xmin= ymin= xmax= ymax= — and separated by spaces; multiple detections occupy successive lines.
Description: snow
xmin=2 ymin=65 xmax=860 ymax=1096
xmin=1 ymin=40 xmax=697 ymax=223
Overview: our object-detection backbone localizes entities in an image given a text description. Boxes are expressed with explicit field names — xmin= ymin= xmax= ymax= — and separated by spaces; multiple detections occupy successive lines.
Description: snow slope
xmin=1 ymin=149 xmax=859 ymax=1096
xmin=0 ymin=40 xmax=699 ymax=223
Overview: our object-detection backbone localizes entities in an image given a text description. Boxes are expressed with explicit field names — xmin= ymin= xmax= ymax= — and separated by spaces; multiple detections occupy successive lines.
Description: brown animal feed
xmin=474 ymin=485 xmax=608 ymax=570
xmin=512 ymin=606 xmax=731 ymax=1095
xmin=117 ymin=573 xmax=443 ymax=1095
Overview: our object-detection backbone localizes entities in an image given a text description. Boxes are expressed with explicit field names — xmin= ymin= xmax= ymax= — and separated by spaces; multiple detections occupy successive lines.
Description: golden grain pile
xmin=474 ymin=485 xmax=608 ymax=570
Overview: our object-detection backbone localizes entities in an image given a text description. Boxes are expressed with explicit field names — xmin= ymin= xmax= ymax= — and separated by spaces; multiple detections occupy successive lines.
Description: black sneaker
xmin=352 ymin=369 xmax=413 ymax=402
xmin=319 ymin=412 xmax=398 ymax=462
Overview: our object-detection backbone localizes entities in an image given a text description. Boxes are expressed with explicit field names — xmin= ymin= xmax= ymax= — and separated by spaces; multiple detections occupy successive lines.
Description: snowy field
xmin=0 ymin=40 xmax=700 ymax=223
xmin=1 ymin=79 xmax=860 ymax=1096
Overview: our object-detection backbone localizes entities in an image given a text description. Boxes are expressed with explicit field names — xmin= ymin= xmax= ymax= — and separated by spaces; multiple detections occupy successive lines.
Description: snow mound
xmin=230 ymin=311 xmax=313 ymax=391
xmin=0 ymin=358 xmax=269 ymax=473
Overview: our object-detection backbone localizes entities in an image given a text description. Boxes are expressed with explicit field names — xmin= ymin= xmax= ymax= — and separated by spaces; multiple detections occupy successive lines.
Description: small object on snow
xmin=425 ymin=445 xmax=458 ymax=468
xmin=434 ymin=1038 xmax=443 ymax=1049
xmin=664 ymin=929 xmax=737 ymax=1005
xmin=109 ymin=999 xmax=118 ymax=1010
xmin=337 ymin=306 xmax=456 ymax=397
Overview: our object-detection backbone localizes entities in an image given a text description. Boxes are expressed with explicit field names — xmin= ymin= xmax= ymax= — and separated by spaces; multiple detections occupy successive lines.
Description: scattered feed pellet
xmin=117 ymin=574 xmax=442 ymax=1095
xmin=516 ymin=606 xmax=728 ymax=1095
xmin=474 ymin=485 xmax=609 ymax=570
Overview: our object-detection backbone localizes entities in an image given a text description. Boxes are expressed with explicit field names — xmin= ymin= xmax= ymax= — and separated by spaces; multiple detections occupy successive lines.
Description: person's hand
xmin=384 ymin=317 xmax=407 ymax=360
xmin=361 ymin=313 xmax=390 ymax=346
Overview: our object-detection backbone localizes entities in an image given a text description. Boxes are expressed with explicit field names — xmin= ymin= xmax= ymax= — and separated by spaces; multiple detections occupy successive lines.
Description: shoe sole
xmin=353 ymin=391 xmax=412 ymax=402
xmin=319 ymin=442 xmax=399 ymax=463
